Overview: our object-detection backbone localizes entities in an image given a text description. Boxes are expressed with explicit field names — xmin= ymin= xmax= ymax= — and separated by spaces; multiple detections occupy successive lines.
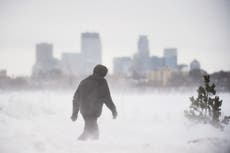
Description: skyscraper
xmin=61 ymin=53 xmax=83 ymax=76
xmin=32 ymin=43 xmax=60 ymax=77
xmin=81 ymin=32 xmax=102 ymax=75
xmin=36 ymin=43 xmax=53 ymax=64
xmin=138 ymin=35 xmax=150 ymax=57
xmin=113 ymin=57 xmax=132 ymax=77
xmin=132 ymin=35 xmax=150 ymax=78
xmin=163 ymin=48 xmax=178 ymax=69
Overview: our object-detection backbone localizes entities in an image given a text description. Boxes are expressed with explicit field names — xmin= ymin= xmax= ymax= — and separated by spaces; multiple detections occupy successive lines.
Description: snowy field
xmin=0 ymin=90 xmax=230 ymax=153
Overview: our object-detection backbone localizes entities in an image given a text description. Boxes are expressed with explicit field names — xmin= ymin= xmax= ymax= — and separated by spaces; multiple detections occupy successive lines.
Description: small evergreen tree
xmin=185 ymin=75 xmax=230 ymax=129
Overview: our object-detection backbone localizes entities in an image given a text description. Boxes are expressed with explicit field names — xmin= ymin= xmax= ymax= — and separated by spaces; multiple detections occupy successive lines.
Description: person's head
xmin=93 ymin=65 xmax=108 ymax=78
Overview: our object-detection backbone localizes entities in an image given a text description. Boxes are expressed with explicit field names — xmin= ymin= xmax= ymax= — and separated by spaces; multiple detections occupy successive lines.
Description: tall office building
xmin=190 ymin=59 xmax=201 ymax=70
xmin=32 ymin=43 xmax=60 ymax=77
xmin=150 ymin=56 xmax=164 ymax=70
xmin=113 ymin=57 xmax=132 ymax=77
xmin=163 ymin=48 xmax=177 ymax=69
xmin=36 ymin=43 xmax=53 ymax=64
xmin=138 ymin=35 xmax=150 ymax=57
xmin=132 ymin=35 xmax=150 ymax=78
xmin=61 ymin=53 xmax=83 ymax=76
xmin=81 ymin=32 xmax=102 ymax=75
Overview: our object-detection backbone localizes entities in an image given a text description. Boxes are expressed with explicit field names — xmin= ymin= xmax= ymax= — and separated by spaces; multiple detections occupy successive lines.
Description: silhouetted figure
xmin=71 ymin=65 xmax=117 ymax=140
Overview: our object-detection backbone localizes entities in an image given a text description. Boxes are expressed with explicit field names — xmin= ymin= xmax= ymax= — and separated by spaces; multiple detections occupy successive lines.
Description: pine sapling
xmin=185 ymin=75 xmax=230 ymax=129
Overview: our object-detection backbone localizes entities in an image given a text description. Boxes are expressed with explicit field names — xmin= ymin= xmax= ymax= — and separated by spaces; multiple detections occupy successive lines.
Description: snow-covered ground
xmin=0 ymin=90 xmax=230 ymax=153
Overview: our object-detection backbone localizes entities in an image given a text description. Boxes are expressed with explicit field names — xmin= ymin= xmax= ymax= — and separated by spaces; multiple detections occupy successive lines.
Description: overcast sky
xmin=0 ymin=0 xmax=230 ymax=76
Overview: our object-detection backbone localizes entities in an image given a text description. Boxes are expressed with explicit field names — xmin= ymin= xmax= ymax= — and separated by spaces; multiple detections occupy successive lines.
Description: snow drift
xmin=0 ymin=90 xmax=230 ymax=153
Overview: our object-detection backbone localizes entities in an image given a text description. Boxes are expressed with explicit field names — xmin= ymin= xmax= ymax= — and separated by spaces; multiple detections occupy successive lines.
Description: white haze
xmin=0 ymin=0 xmax=230 ymax=75
xmin=0 ymin=90 xmax=230 ymax=153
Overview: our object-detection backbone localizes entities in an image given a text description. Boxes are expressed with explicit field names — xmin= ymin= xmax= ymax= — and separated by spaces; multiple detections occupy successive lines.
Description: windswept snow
xmin=0 ymin=90 xmax=230 ymax=153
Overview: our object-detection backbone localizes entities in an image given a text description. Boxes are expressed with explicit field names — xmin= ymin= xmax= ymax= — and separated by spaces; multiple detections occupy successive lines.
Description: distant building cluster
xmin=113 ymin=35 xmax=201 ymax=85
xmin=31 ymin=32 xmax=202 ymax=86
xmin=32 ymin=32 xmax=102 ymax=78
xmin=113 ymin=35 xmax=180 ymax=78
xmin=2 ymin=32 xmax=230 ymax=90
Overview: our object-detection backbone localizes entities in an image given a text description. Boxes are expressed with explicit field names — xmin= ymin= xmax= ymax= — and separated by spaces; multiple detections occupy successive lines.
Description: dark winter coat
xmin=72 ymin=75 xmax=117 ymax=118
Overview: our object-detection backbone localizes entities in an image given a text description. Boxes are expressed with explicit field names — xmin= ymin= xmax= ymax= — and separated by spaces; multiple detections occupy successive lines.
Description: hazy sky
xmin=0 ymin=0 xmax=230 ymax=76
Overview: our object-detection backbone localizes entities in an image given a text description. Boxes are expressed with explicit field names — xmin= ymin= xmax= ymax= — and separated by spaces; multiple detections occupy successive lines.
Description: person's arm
xmin=103 ymin=80 xmax=117 ymax=119
xmin=71 ymin=86 xmax=80 ymax=121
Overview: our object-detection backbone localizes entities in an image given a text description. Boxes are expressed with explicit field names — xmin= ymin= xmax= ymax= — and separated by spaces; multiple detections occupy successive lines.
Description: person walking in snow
xmin=71 ymin=64 xmax=117 ymax=140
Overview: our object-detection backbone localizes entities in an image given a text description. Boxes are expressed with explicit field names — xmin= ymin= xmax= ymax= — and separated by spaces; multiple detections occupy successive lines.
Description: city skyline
xmin=0 ymin=0 xmax=230 ymax=76
xmin=32 ymin=34 xmax=181 ymax=78
xmin=0 ymin=32 xmax=227 ymax=76
xmin=32 ymin=33 xmax=102 ymax=77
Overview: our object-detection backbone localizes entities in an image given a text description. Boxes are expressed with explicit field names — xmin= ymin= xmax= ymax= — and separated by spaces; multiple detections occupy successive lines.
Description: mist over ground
xmin=0 ymin=90 xmax=229 ymax=153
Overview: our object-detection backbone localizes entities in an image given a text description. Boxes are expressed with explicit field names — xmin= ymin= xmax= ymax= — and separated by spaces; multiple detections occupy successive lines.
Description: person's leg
xmin=78 ymin=116 xmax=99 ymax=140
xmin=78 ymin=117 xmax=89 ymax=140
xmin=89 ymin=118 xmax=99 ymax=140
